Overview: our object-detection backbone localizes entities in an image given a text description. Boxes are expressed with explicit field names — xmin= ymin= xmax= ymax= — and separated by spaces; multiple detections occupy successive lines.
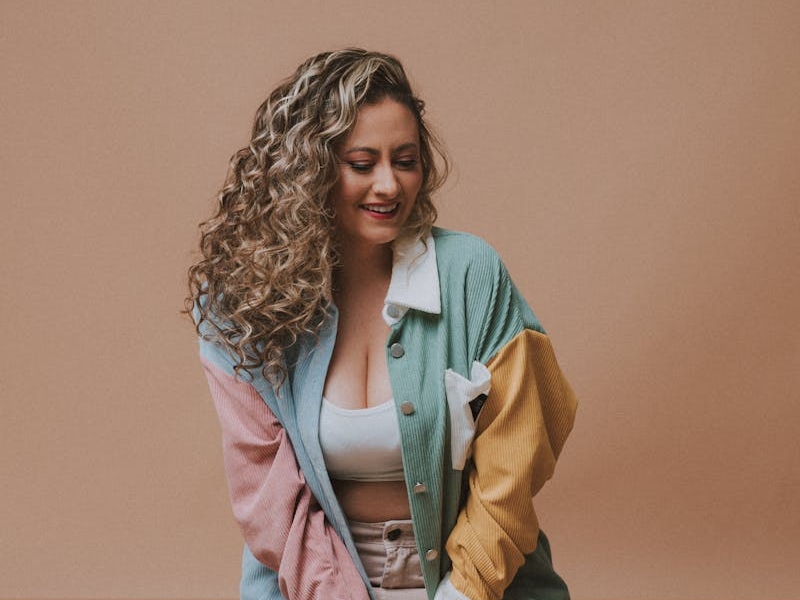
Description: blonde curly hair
xmin=187 ymin=48 xmax=448 ymax=384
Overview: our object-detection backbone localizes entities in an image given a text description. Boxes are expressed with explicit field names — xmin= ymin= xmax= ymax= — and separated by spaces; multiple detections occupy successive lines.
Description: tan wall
xmin=2 ymin=1 xmax=798 ymax=599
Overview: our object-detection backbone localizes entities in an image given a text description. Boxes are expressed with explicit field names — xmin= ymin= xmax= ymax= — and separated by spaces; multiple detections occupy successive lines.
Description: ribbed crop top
xmin=318 ymin=398 xmax=405 ymax=482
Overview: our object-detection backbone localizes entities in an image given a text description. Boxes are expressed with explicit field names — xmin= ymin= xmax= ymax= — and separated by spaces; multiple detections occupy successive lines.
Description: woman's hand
xmin=434 ymin=572 xmax=473 ymax=600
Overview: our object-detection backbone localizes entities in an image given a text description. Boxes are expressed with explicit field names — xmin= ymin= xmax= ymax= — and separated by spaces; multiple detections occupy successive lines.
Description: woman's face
xmin=330 ymin=97 xmax=422 ymax=252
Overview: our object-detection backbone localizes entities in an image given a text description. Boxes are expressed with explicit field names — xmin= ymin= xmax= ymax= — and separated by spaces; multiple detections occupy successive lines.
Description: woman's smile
xmin=360 ymin=202 xmax=400 ymax=217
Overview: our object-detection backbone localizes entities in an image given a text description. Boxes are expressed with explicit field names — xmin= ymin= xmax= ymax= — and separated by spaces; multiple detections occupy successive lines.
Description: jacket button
xmin=389 ymin=343 xmax=405 ymax=358
xmin=386 ymin=304 xmax=402 ymax=319
xmin=400 ymin=401 xmax=415 ymax=415
xmin=413 ymin=482 xmax=427 ymax=494
xmin=425 ymin=549 xmax=439 ymax=561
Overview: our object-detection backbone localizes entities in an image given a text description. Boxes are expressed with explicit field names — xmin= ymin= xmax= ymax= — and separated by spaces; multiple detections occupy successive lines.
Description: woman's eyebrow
xmin=342 ymin=146 xmax=379 ymax=156
xmin=394 ymin=143 xmax=419 ymax=153
xmin=341 ymin=143 xmax=419 ymax=156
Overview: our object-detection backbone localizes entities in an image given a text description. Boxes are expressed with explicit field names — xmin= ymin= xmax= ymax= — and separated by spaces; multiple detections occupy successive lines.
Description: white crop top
xmin=318 ymin=398 xmax=405 ymax=482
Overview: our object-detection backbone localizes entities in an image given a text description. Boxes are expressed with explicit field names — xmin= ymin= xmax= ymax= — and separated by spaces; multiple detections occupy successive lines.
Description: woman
xmin=188 ymin=49 xmax=577 ymax=600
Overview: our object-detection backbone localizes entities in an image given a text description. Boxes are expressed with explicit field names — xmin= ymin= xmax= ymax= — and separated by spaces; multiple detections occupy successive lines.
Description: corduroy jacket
xmin=197 ymin=228 xmax=577 ymax=600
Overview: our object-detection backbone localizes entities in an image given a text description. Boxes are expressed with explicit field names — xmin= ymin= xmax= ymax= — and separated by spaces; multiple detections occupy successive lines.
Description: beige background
xmin=2 ymin=1 xmax=798 ymax=599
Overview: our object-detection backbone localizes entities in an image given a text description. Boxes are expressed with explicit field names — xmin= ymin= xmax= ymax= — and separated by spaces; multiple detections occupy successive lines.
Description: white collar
xmin=382 ymin=233 xmax=441 ymax=326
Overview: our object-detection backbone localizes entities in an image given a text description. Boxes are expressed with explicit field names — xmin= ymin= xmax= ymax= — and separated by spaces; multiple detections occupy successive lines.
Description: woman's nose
xmin=372 ymin=164 xmax=400 ymax=198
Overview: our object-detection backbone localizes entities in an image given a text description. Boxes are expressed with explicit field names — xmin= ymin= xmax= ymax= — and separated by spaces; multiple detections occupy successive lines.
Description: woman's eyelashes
xmin=395 ymin=158 xmax=418 ymax=170
xmin=347 ymin=162 xmax=373 ymax=173
xmin=344 ymin=158 xmax=418 ymax=173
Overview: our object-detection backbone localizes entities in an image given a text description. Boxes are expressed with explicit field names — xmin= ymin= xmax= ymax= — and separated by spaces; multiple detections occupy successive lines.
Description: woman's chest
xmin=323 ymin=307 xmax=394 ymax=409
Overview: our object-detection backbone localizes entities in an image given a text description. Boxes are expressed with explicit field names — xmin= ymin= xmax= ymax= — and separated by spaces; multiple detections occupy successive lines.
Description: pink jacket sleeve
xmin=200 ymin=356 xmax=369 ymax=600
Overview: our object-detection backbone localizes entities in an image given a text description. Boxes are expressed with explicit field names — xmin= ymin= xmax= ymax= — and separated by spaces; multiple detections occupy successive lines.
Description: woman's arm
xmin=442 ymin=329 xmax=576 ymax=600
xmin=201 ymin=356 xmax=369 ymax=600
xmin=435 ymin=240 xmax=577 ymax=600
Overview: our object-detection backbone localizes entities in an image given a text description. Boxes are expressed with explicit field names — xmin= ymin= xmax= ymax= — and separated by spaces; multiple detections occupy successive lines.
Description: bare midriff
xmin=331 ymin=479 xmax=411 ymax=522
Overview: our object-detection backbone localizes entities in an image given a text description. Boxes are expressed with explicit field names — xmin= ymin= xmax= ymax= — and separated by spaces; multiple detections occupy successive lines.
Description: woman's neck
xmin=334 ymin=241 xmax=393 ymax=299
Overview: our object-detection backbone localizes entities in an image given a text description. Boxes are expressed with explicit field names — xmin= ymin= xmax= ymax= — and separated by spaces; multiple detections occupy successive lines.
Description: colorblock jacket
xmin=197 ymin=228 xmax=578 ymax=600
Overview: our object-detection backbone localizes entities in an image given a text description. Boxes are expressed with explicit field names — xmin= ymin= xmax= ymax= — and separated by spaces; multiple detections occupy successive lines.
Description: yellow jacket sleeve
xmin=445 ymin=329 xmax=577 ymax=600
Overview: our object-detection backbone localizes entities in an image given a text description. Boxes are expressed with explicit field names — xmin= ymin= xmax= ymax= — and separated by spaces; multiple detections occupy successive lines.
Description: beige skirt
xmin=349 ymin=519 xmax=429 ymax=600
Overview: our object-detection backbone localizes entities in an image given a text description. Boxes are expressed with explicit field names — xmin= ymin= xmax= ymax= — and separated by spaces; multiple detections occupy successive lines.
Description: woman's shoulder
xmin=431 ymin=227 xmax=509 ymax=278
xmin=431 ymin=227 xmax=504 ymax=264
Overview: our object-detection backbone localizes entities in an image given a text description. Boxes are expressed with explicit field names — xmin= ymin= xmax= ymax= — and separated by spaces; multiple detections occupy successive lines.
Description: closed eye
xmin=394 ymin=159 xmax=418 ymax=170
xmin=346 ymin=162 xmax=374 ymax=173
xmin=340 ymin=156 xmax=418 ymax=174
